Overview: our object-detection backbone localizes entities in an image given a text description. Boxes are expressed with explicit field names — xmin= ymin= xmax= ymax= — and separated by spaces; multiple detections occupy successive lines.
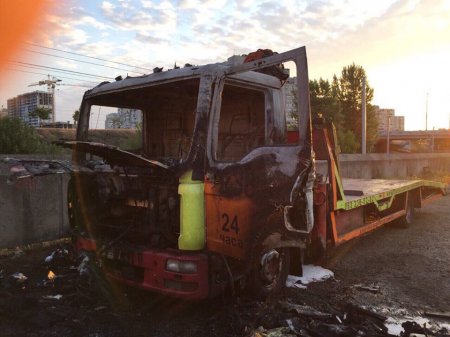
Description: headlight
xmin=166 ymin=259 xmax=198 ymax=273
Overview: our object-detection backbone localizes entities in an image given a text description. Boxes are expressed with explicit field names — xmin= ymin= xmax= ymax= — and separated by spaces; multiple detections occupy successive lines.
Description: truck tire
xmin=247 ymin=228 xmax=290 ymax=299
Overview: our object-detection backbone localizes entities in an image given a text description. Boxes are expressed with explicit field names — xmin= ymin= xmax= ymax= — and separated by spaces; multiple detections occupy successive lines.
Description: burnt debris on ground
xmin=0 ymin=245 xmax=449 ymax=337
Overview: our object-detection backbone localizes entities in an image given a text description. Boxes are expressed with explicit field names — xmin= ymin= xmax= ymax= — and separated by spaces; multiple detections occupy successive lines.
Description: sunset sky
xmin=1 ymin=0 xmax=449 ymax=130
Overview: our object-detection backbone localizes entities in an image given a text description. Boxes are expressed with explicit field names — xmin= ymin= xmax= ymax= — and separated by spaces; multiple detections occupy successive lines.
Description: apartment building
xmin=7 ymin=91 xmax=53 ymax=127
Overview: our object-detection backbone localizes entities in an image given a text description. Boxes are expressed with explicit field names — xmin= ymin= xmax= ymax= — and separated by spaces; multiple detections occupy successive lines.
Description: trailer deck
xmin=323 ymin=177 xmax=446 ymax=246
xmin=339 ymin=178 xmax=444 ymax=211
xmin=312 ymin=124 xmax=446 ymax=250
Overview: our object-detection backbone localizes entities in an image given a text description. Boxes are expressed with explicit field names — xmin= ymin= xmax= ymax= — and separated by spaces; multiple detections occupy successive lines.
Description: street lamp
xmin=386 ymin=111 xmax=392 ymax=154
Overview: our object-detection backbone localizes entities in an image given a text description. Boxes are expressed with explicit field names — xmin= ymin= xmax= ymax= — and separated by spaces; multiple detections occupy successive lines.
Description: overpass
xmin=375 ymin=129 xmax=450 ymax=152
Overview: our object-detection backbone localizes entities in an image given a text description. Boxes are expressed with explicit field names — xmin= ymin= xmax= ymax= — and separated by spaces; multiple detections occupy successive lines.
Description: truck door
xmin=205 ymin=48 xmax=313 ymax=260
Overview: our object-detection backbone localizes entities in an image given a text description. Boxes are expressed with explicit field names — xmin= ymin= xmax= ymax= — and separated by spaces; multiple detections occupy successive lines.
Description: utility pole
xmin=387 ymin=112 xmax=391 ymax=155
xmin=361 ymin=77 xmax=366 ymax=154
xmin=425 ymin=92 xmax=429 ymax=131
xmin=431 ymin=126 xmax=435 ymax=152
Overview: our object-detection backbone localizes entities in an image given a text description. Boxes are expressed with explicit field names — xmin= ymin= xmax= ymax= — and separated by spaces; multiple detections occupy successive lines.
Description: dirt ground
xmin=324 ymin=193 xmax=450 ymax=312
xmin=0 ymin=194 xmax=449 ymax=337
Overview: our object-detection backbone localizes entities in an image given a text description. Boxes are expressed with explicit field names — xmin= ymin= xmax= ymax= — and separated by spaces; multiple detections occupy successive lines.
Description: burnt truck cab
xmin=67 ymin=47 xmax=314 ymax=299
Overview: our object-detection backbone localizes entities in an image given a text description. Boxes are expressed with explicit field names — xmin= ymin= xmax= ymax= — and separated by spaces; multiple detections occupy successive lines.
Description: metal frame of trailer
xmin=312 ymin=119 xmax=446 ymax=249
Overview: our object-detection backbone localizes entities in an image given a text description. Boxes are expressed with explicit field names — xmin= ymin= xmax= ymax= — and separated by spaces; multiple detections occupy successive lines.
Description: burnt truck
xmin=62 ymin=47 xmax=445 ymax=300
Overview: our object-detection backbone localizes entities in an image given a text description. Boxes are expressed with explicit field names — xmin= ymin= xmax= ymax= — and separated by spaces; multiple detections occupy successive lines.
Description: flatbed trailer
xmin=310 ymin=120 xmax=445 ymax=254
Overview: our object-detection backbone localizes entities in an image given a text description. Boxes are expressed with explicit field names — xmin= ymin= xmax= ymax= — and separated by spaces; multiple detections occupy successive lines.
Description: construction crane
xmin=28 ymin=75 xmax=61 ymax=123
xmin=28 ymin=76 xmax=93 ymax=124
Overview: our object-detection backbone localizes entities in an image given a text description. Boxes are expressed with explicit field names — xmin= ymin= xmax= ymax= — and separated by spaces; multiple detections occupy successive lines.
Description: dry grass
xmin=36 ymin=128 xmax=140 ymax=149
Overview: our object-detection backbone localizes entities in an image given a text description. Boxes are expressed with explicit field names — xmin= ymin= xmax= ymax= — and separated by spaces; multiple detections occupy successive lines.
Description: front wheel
xmin=247 ymin=230 xmax=290 ymax=299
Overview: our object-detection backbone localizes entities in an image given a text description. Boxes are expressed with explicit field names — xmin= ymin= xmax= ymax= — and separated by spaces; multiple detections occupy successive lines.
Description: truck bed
xmin=327 ymin=178 xmax=445 ymax=245
xmin=337 ymin=178 xmax=444 ymax=211
xmin=343 ymin=178 xmax=422 ymax=199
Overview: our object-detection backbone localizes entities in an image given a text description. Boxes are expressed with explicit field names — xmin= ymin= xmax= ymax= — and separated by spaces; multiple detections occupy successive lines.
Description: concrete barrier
xmin=1 ymin=152 xmax=449 ymax=249
xmin=338 ymin=153 xmax=450 ymax=179
xmin=0 ymin=156 xmax=71 ymax=249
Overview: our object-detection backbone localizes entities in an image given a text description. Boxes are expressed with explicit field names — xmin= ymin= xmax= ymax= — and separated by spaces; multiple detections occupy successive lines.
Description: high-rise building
xmin=0 ymin=106 xmax=8 ymax=118
xmin=105 ymin=113 xmax=119 ymax=129
xmin=392 ymin=115 xmax=404 ymax=132
xmin=105 ymin=108 xmax=142 ymax=129
xmin=374 ymin=106 xmax=405 ymax=133
xmin=7 ymin=91 xmax=53 ymax=127
xmin=118 ymin=108 xmax=142 ymax=129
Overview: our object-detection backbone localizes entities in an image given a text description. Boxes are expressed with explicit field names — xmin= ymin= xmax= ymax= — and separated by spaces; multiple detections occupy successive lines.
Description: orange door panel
xmin=205 ymin=182 xmax=255 ymax=260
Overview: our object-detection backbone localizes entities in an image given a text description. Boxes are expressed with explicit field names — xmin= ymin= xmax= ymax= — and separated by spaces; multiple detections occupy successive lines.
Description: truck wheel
xmin=248 ymin=230 xmax=290 ymax=299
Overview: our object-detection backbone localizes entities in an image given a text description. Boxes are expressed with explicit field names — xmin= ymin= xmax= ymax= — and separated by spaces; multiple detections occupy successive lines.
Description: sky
xmin=1 ymin=0 xmax=449 ymax=130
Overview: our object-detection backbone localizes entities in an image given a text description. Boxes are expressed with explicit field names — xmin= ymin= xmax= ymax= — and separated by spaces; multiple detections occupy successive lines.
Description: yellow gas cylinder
xmin=178 ymin=170 xmax=205 ymax=250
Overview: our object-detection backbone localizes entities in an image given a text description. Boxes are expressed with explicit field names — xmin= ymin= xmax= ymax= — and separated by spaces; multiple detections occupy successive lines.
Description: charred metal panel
xmin=205 ymin=147 xmax=312 ymax=260
xmin=70 ymin=46 xmax=313 ymax=263
xmin=205 ymin=48 xmax=313 ymax=260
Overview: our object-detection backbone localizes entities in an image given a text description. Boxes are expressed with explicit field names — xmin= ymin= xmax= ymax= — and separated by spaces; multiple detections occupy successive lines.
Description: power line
xmin=12 ymin=64 xmax=103 ymax=83
xmin=21 ymin=48 xmax=145 ymax=75
xmin=26 ymin=42 xmax=152 ymax=73
xmin=6 ymin=68 xmax=98 ymax=84
xmin=10 ymin=61 xmax=114 ymax=80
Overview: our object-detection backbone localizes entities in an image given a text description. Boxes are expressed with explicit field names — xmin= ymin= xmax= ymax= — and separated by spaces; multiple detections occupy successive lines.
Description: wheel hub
xmin=260 ymin=249 xmax=282 ymax=287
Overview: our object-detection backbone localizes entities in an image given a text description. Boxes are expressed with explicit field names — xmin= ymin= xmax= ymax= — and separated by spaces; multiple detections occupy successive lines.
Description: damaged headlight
xmin=165 ymin=259 xmax=198 ymax=274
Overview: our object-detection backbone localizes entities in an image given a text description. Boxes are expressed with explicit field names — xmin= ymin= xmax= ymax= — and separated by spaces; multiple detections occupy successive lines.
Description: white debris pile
xmin=43 ymin=248 xmax=71 ymax=265
xmin=77 ymin=254 xmax=90 ymax=277
xmin=286 ymin=264 xmax=334 ymax=289
xmin=384 ymin=315 xmax=450 ymax=336
xmin=42 ymin=294 xmax=63 ymax=300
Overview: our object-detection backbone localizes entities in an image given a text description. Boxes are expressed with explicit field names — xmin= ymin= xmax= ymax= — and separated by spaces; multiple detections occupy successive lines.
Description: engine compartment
xmin=68 ymin=162 xmax=180 ymax=249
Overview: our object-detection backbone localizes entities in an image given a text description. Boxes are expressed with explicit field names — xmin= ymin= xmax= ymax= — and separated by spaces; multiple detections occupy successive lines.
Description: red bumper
xmin=75 ymin=238 xmax=209 ymax=300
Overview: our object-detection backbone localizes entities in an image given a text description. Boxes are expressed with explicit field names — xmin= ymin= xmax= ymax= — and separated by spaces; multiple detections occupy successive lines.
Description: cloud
xmin=100 ymin=0 xmax=177 ymax=37
xmin=135 ymin=33 xmax=169 ymax=45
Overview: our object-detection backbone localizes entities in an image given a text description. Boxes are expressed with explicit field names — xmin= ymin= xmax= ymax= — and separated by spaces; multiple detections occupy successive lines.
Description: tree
xmin=123 ymin=121 xmax=142 ymax=150
xmin=30 ymin=107 xmax=51 ymax=120
xmin=336 ymin=63 xmax=378 ymax=152
xmin=307 ymin=65 xmax=378 ymax=153
xmin=0 ymin=117 xmax=60 ymax=154
xmin=72 ymin=110 xmax=80 ymax=126
xmin=337 ymin=129 xmax=359 ymax=153
xmin=309 ymin=78 xmax=342 ymax=128
xmin=287 ymin=64 xmax=378 ymax=153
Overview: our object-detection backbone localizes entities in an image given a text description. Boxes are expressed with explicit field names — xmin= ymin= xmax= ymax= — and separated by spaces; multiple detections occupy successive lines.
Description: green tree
xmin=30 ymin=107 xmax=51 ymax=120
xmin=287 ymin=64 xmax=378 ymax=153
xmin=0 ymin=117 xmax=60 ymax=154
xmin=72 ymin=110 xmax=80 ymax=126
xmin=309 ymin=78 xmax=342 ymax=128
xmin=337 ymin=129 xmax=359 ymax=153
xmin=123 ymin=122 xmax=142 ymax=150
xmin=337 ymin=63 xmax=378 ymax=152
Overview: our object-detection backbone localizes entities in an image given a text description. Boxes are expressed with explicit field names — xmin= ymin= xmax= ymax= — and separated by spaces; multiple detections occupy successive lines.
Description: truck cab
xmin=67 ymin=47 xmax=315 ymax=299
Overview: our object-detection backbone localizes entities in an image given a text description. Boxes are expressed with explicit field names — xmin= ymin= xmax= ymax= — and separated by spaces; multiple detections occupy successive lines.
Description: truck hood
xmin=57 ymin=141 xmax=171 ymax=171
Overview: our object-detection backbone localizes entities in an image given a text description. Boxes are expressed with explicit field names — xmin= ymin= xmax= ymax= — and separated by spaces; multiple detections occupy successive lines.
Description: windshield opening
xmin=82 ymin=78 xmax=200 ymax=165
xmin=143 ymin=78 xmax=199 ymax=164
